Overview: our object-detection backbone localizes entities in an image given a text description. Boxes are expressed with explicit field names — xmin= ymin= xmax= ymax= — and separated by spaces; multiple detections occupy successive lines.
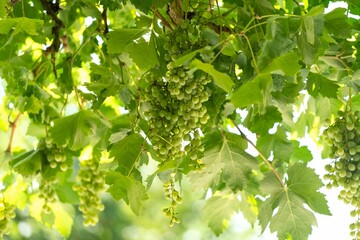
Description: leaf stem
xmin=231 ymin=120 xmax=287 ymax=189
xmin=6 ymin=113 xmax=22 ymax=153
xmin=241 ymin=33 xmax=260 ymax=74
xmin=21 ymin=0 xmax=25 ymax=17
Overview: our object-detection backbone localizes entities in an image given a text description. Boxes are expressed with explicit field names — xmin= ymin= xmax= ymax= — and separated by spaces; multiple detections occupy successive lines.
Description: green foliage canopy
xmin=0 ymin=0 xmax=360 ymax=239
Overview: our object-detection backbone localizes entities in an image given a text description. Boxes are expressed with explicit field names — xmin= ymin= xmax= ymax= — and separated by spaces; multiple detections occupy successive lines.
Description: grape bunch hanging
xmin=141 ymin=20 xmax=211 ymax=169
xmin=323 ymin=110 xmax=360 ymax=239
xmin=73 ymin=159 xmax=105 ymax=226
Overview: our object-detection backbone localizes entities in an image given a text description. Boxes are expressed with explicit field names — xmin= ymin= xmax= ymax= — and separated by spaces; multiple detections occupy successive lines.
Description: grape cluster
xmin=323 ymin=110 xmax=360 ymax=239
xmin=44 ymin=137 xmax=69 ymax=172
xmin=73 ymin=159 xmax=105 ymax=226
xmin=39 ymin=178 xmax=57 ymax=214
xmin=0 ymin=195 xmax=16 ymax=238
xmin=141 ymin=20 xmax=211 ymax=168
xmin=162 ymin=175 xmax=183 ymax=227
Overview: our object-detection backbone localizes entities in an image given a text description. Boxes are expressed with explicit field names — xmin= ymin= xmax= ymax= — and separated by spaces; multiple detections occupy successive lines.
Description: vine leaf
xmin=306 ymin=72 xmax=340 ymax=98
xmin=231 ymin=74 xmax=272 ymax=108
xmin=298 ymin=6 xmax=324 ymax=65
xmin=262 ymin=52 xmax=300 ymax=76
xmin=239 ymin=192 xmax=258 ymax=226
xmin=107 ymin=29 xmax=148 ymax=54
xmin=190 ymin=131 xmax=258 ymax=192
xmin=49 ymin=110 xmax=109 ymax=151
xmin=257 ymin=127 xmax=293 ymax=162
xmin=324 ymin=8 xmax=351 ymax=38
xmin=259 ymin=163 xmax=330 ymax=240
xmin=203 ymin=192 xmax=240 ymax=236
xmin=105 ymin=171 xmax=148 ymax=215
xmin=127 ymin=32 xmax=159 ymax=69
xmin=0 ymin=18 xmax=43 ymax=35
xmin=0 ymin=0 xmax=6 ymax=18
xmin=109 ymin=132 xmax=145 ymax=175
xmin=9 ymin=150 xmax=43 ymax=176
xmin=190 ymin=59 xmax=234 ymax=93
xmin=270 ymin=192 xmax=317 ymax=240
xmin=287 ymin=163 xmax=331 ymax=215
xmin=29 ymin=194 xmax=74 ymax=238
xmin=245 ymin=106 xmax=282 ymax=135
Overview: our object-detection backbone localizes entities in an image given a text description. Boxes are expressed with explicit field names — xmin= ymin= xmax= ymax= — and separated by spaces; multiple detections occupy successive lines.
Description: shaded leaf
xmin=106 ymin=171 xmax=148 ymax=215
xmin=203 ymin=193 xmax=240 ymax=236
xmin=231 ymin=74 xmax=272 ymax=108
xmin=287 ymin=162 xmax=331 ymax=215
xmin=109 ymin=133 xmax=145 ymax=175
xmin=107 ymin=29 xmax=148 ymax=54
xmin=324 ymin=8 xmax=351 ymax=38
xmin=190 ymin=131 xmax=258 ymax=191
xmin=190 ymin=59 xmax=234 ymax=93
xmin=306 ymin=72 xmax=339 ymax=98
xmin=49 ymin=110 xmax=109 ymax=151
xmin=128 ymin=33 xmax=159 ymax=69
xmin=9 ymin=150 xmax=43 ymax=176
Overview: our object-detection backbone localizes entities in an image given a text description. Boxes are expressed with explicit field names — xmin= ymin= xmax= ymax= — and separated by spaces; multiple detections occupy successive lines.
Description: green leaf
xmin=270 ymin=191 xmax=317 ymax=240
xmin=262 ymin=52 xmax=300 ymax=76
xmin=107 ymin=29 xmax=148 ymax=54
xmin=127 ymin=33 xmax=159 ymax=69
xmin=173 ymin=49 xmax=202 ymax=67
xmin=108 ymin=129 xmax=131 ymax=144
xmin=298 ymin=7 xmax=324 ymax=65
xmin=0 ymin=18 xmax=43 ymax=35
xmin=324 ymin=8 xmax=351 ymax=38
xmin=259 ymin=163 xmax=330 ymax=239
xmin=109 ymin=133 xmax=145 ymax=175
xmin=304 ymin=16 xmax=315 ymax=45
xmin=9 ymin=150 xmax=43 ymax=176
xmin=231 ymin=74 xmax=272 ymax=108
xmin=290 ymin=143 xmax=313 ymax=163
xmin=257 ymin=127 xmax=293 ymax=162
xmin=18 ymin=18 xmax=44 ymax=35
xmin=145 ymin=160 xmax=178 ymax=189
xmin=287 ymin=163 xmax=331 ymax=215
xmin=221 ymin=138 xmax=259 ymax=191
xmin=190 ymin=59 xmax=234 ymax=93
xmin=239 ymin=192 xmax=258 ymax=227
xmin=0 ymin=0 xmax=6 ymax=18
xmin=49 ymin=110 xmax=109 ymax=151
xmin=258 ymin=17 xmax=296 ymax=68
xmin=246 ymin=106 xmax=282 ymax=135
xmin=190 ymin=131 xmax=258 ymax=191
xmin=203 ymin=193 xmax=240 ymax=236
xmin=105 ymin=171 xmax=148 ymax=215
xmin=306 ymin=72 xmax=340 ymax=98
xmin=53 ymin=204 xmax=74 ymax=238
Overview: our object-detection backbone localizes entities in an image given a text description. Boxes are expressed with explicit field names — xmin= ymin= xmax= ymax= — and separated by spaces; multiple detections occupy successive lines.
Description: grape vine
xmin=1 ymin=0 xmax=359 ymax=239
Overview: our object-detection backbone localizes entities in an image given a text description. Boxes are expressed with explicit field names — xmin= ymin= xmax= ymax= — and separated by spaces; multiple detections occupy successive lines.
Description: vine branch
xmin=231 ymin=120 xmax=287 ymax=189
xmin=151 ymin=7 xmax=173 ymax=30
xmin=6 ymin=113 xmax=22 ymax=153
xmin=101 ymin=8 xmax=109 ymax=35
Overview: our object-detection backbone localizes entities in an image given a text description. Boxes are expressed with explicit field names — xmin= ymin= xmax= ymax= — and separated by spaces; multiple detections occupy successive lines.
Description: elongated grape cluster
xmin=44 ymin=138 xmax=70 ymax=172
xmin=73 ymin=159 xmax=105 ymax=226
xmin=0 ymin=195 xmax=16 ymax=238
xmin=162 ymin=175 xmax=183 ymax=227
xmin=323 ymin=110 xmax=360 ymax=239
xmin=39 ymin=178 xmax=57 ymax=214
xmin=141 ymin=20 xmax=211 ymax=168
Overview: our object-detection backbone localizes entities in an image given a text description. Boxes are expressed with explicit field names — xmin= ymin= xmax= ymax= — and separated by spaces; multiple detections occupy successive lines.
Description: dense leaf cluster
xmin=0 ymin=0 xmax=360 ymax=239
